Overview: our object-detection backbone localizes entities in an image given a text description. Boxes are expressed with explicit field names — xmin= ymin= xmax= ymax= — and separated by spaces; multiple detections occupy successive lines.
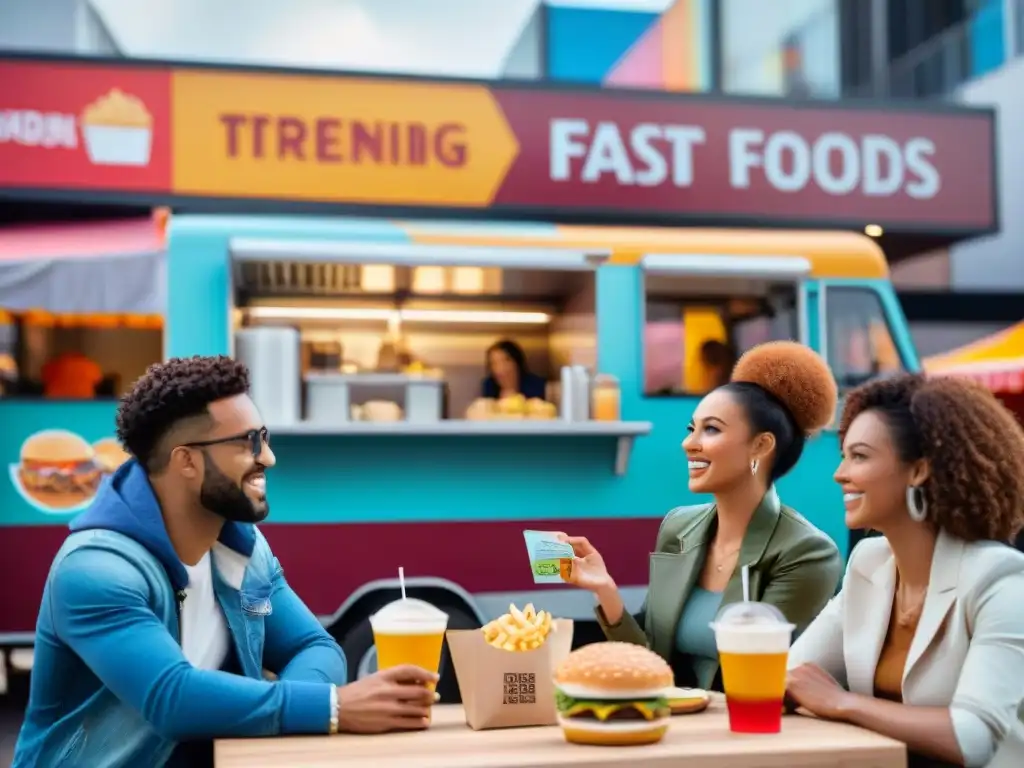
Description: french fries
xmin=481 ymin=602 xmax=554 ymax=652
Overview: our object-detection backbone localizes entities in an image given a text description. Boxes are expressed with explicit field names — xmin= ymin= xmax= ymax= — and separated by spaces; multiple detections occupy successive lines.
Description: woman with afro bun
xmin=787 ymin=374 xmax=1024 ymax=767
xmin=557 ymin=341 xmax=843 ymax=692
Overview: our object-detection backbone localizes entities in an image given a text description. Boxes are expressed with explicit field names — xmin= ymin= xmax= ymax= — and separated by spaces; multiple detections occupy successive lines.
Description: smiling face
xmin=682 ymin=389 xmax=773 ymax=494
xmin=192 ymin=394 xmax=276 ymax=523
xmin=835 ymin=409 xmax=928 ymax=531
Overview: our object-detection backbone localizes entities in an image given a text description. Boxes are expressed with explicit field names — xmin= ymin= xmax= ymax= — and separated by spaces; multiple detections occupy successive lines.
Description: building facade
xmin=4 ymin=0 xmax=1019 ymax=98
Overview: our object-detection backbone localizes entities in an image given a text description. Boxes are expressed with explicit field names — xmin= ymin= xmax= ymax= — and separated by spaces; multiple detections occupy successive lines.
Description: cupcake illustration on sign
xmin=9 ymin=431 xmax=131 ymax=515
xmin=80 ymin=88 xmax=153 ymax=167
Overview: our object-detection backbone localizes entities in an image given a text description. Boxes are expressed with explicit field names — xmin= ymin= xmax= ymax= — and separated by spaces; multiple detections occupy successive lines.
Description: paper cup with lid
xmin=710 ymin=602 xmax=795 ymax=733
xmin=370 ymin=598 xmax=449 ymax=688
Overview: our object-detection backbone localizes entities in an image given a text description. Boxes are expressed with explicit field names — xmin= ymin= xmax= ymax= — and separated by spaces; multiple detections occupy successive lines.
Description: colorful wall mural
xmin=546 ymin=0 xmax=712 ymax=91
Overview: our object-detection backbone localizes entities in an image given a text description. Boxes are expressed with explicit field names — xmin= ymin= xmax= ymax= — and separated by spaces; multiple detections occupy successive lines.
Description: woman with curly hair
xmin=557 ymin=341 xmax=844 ymax=691
xmin=787 ymin=374 xmax=1024 ymax=768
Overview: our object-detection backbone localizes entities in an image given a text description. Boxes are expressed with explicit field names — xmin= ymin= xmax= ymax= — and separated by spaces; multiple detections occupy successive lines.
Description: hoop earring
xmin=906 ymin=485 xmax=928 ymax=522
xmin=750 ymin=459 xmax=759 ymax=476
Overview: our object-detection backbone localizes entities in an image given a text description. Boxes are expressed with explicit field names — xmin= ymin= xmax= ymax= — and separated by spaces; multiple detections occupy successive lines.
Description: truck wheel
xmin=337 ymin=618 xmax=377 ymax=683
xmin=435 ymin=606 xmax=478 ymax=703
xmin=337 ymin=605 xmax=478 ymax=704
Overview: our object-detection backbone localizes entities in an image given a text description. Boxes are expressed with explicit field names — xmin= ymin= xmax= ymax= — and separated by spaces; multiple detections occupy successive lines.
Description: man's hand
xmin=336 ymin=665 xmax=439 ymax=734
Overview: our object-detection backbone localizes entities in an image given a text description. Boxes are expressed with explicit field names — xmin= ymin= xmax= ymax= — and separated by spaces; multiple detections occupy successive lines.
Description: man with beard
xmin=12 ymin=356 xmax=436 ymax=768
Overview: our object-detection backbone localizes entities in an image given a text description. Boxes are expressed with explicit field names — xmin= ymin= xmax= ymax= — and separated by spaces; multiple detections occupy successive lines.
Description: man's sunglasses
xmin=182 ymin=427 xmax=270 ymax=458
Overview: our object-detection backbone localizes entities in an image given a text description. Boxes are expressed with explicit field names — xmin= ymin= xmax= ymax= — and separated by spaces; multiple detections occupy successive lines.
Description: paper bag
xmin=446 ymin=619 xmax=574 ymax=730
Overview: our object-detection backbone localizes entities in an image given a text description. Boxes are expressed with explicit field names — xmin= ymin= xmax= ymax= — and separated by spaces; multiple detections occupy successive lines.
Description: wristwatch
xmin=329 ymin=684 xmax=340 ymax=735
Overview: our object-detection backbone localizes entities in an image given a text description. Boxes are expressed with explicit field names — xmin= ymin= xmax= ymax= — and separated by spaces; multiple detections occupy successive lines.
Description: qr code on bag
xmin=502 ymin=672 xmax=536 ymax=704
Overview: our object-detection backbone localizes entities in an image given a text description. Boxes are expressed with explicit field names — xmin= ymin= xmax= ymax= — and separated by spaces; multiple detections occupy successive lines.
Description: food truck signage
xmin=0 ymin=60 xmax=171 ymax=192
xmin=0 ymin=56 xmax=997 ymax=233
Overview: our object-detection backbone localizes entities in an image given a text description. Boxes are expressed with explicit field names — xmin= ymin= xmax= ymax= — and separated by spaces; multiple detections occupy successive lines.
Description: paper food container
xmin=446 ymin=619 xmax=574 ymax=730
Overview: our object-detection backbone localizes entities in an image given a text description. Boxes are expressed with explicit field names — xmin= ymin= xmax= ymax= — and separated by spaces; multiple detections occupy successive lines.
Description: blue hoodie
xmin=12 ymin=460 xmax=347 ymax=768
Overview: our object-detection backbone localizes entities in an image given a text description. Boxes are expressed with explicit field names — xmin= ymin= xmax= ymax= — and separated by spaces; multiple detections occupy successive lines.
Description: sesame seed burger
xmin=553 ymin=642 xmax=673 ymax=746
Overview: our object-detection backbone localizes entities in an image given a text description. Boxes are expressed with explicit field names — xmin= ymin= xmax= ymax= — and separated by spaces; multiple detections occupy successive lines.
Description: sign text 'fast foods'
xmin=492 ymin=90 xmax=992 ymax=227
xmin=550 ymin=120 xmax=940 ymax=200
xmin=0 ymin=57 xmax=997 ymax=233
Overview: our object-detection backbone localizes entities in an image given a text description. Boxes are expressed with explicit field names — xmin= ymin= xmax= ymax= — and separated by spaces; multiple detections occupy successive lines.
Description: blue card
xmin=523 ymin=530 xmax=575 ymax=584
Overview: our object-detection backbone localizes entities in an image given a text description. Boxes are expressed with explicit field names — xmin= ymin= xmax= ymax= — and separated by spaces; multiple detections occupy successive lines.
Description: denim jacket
xmin=12 ymin=460 xmax=347 ymax=768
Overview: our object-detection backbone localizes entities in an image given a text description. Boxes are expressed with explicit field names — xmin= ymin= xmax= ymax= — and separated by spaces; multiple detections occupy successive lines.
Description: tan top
xmin=790 ymin=532 xmax=1024 ymax=768
xmin=873 ymin=595 xmax=921 ymax=703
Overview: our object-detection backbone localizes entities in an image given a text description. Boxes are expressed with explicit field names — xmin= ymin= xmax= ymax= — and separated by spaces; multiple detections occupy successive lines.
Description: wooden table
xmin=215 ymin=700 xmax=907 ymax=768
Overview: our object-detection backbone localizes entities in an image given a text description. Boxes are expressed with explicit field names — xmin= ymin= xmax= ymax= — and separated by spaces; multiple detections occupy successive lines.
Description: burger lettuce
xmin=555 ymin=689 xmax=670 ymax=722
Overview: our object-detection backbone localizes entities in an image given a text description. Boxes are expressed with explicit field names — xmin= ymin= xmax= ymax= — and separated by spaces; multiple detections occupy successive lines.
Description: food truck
xmin=0 ymin=54 xmax=998 ymax=699
xmin=0 ymin=216 xmax=914 ymax=699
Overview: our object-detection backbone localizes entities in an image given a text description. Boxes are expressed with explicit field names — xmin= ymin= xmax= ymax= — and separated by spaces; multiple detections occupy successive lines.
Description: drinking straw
xmin=398 ymin=566 xmax=407 ymax=601
xmin=741 ymin=565 xmax=750 ymax=602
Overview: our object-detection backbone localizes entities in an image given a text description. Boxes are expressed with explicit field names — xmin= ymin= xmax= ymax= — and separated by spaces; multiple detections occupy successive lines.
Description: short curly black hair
xmin=839 ymin=373 xmax=1024 ymax=543
xmin=116 ymin=355 xmax=251 ymax=471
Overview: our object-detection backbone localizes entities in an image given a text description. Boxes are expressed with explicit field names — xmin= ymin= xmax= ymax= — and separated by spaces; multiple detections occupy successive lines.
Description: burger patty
xmin=20 ymin=466 xmax=101 ymax=494
xmin=556 ymin=691 xmax=671 ymax=723
xmin=568 ymin=706 xmax=670 ymax=721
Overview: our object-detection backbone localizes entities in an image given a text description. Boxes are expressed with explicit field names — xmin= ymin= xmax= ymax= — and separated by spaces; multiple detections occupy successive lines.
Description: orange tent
xmin=923 ymin=321 xmax=1024 ymax=393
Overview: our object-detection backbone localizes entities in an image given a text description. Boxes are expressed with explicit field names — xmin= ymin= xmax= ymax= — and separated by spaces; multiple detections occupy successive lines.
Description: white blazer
xmin=987 ymin=699 xmax=1024 ymax=768
xmin=788 ymin=531 xmax=1024 ymax=768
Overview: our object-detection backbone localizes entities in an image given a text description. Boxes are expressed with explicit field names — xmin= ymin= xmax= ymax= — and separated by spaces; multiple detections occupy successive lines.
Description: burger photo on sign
xmin=91 ymin=437 xmax=132 ymax=476
xmin=553 ymin=642 xmax=682 ymax=746
xmin=9 ymin=429 xmax=116 ymax=514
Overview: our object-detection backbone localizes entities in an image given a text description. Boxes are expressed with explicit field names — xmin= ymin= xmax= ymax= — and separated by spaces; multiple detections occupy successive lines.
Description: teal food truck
xmin=0 ymin=216 xmax=916 ymax=698
xmin=0 ymin=50 xmax=999 ymax=701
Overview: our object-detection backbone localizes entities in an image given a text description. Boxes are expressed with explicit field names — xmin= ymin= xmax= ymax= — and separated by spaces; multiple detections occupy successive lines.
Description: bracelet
xmin=329 ymin=683 xmax=339 ymax=735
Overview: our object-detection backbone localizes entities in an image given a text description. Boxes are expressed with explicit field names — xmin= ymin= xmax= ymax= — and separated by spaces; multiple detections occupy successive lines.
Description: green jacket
xmin=597 ymin=487 xmax=842 ymax=690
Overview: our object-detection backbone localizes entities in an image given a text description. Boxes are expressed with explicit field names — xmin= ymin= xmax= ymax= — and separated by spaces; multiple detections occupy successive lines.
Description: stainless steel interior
xmin=233 ymin=259 xmax=591 ymax=307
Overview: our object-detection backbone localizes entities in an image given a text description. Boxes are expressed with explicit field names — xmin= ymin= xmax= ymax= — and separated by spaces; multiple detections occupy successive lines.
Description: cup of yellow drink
xmin=370 ymin=598 xmax=449 ymax=692
xmin=710 ymin=602 xmax=794 ymax=734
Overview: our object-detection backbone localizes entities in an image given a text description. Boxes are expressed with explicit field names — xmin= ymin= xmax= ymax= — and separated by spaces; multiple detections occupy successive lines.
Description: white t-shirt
xmin=180 ymin=552 xmax=231 ymax=670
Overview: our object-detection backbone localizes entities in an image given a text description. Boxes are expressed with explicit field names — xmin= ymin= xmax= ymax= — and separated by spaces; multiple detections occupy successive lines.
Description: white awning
xmin=0 ymin=219 xmax=165 ymax=315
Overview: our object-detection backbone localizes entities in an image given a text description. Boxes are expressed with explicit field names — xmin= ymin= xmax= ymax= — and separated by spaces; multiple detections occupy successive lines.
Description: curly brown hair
xmin=116 ymin=355 xmax=251 ymax=472
xmin=839 ymin=373 xmax=1024 ymax=542
xmin=731 ymin=341 xmax=838 ymax=433
xmin=720 ymin=341 xmax=837 ymax=481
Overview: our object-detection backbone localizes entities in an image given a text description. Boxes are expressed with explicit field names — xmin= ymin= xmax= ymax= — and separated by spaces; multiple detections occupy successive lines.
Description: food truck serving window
xmin=641 ymin=255 xmax=806 ymax=397
xmin=229 ymin=238 xmax=609 ymax=423
xmin=824 ymin=286 xmax=905 ymax=390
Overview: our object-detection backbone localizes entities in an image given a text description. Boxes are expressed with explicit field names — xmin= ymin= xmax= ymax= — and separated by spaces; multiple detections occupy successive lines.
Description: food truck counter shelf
xmin=304 ymin=372 xmax=445 ymax=423
xmin=267 ymin=420 xmax=653 ymax=475
xmin=304 ymin=373 xmax=445 ymax=385
xmin=269 ymin=420 xmax=650 ymax=436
